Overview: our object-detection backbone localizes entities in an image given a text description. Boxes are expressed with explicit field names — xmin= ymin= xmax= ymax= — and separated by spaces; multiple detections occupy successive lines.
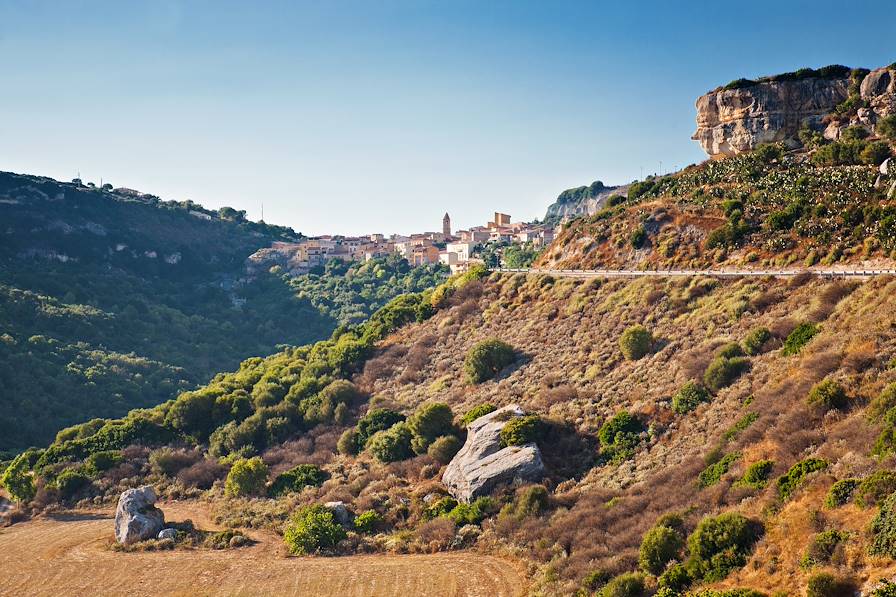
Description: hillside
xmin=0 ymin=172 xmax=442 ymax=453
xmin=6 ymin=69 xmax=896 ymax=597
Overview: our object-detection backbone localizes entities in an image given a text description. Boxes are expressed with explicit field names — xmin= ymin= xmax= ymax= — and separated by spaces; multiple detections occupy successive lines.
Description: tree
xmin=408 ymin=403 xmax=454 ymax=454
xmin=464 ymin=339 xmax=515 ymax=384
xmin=619 ymin=325 xmax=652 ymax=360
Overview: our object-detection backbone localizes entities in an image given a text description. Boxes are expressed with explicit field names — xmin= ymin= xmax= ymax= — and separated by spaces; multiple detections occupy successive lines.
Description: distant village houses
xmin=247 ymin=210 xmax=556 ymax=276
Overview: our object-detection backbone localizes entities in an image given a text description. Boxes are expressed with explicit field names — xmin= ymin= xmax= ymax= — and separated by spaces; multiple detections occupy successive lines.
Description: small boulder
xmin=114 ymin=486 xmax=165 ymax=546
xmin=324 ymin=501 xmax=352 ymax=526
xmin=157 ymin=528 xmax=177 ymax=541
xmin=882 ymin=157 xmax=892 ymax=176
xmin=442 ymin=404 xmax=545 ymax=503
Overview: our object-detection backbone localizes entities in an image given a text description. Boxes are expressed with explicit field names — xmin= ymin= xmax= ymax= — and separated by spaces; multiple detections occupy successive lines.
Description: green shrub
xmin=703 ymin=356 xmax=750 ymax=392
xmin=742 ymin=328 xmax=771 ymax=355
xmin=869 ymin=383 xmax=896 ymax=420
xmin=447 ymin=497 xmax=495 ymax=526
xmin=782 ymin=322 xmax=819 ymax=355
xmin=353 ymin=509 xmax=382 ymax=534
xmin=721 ymin=412 xmax=758 ymax=443
xmin=879 ymin=114 xmax=896 ymax=141
xmin=355 ymin=408 xmax=405 ymax=451
xmin=801 ymin=529 xmax=848 ymax=569
xmin=825 ymin=478 xmax=859 ymax=508
xmin=427 ymin=435 xmax=462 ymax=464
xmin=581 ymin=570 xmax=612 ymax=592
xmin=599 ymin=572 xmax=645 ymax=597
xmin=366 ymin=422 xmax=413 ymax=463
xmin=464 ymin=339 xmax=516 ymax=384
xmin=619 ymin=325 xmax=653 ymax=360
xmin=0 ymin=453 xmax=36 ymax=503
xmin=855 ymin=471 xmax=896 ymax=508
xmin=672 ymin=381 xmax=711 ymax=414
xmin=699 ymin=452 xmax=740 ymax=488
xmin=513 ymin=484 xmax=550 ymax=517
xmin=224 ymin=457 xmax=269 ymax=497
xmin=283 ymin=504 xmax=347 ymax=555
xmin=268 ymin=464 xmax=328 ymax=497
xmin=461 ymin=403 xmax=496 ymax=426
xmin=337 ymin=428 xmax=359 ymax=455
xmin=499 ymin=415 xmax=541 ymax=447
xmin=776 ymin=458 xmax=827 ymax=500
xmin=408 ymin=402 xmax=454 ymax=454
xmin=807 ymin=379 xmax=848 ymax=411
xmin=54 ymin=468 xmax=91 ymax=499
xmin=83 ymin=450 xmax=123 ymax=477
xmin=806 ymin=572 xmax=855 ymax=597
xmin=658 ymin=563 xmax=691 ymax=591
xmin=717 ymin=342 xmax=744 ymax=359
xmin=738 ymin=460 xmax=774 ymax=489
xmin=630 ymin=225 xmax=647 ymax=248
xmin=425 ymin=496 xmax=459 ymax=519
xmin=861 ymin=141 xmax=893 ymax=166
xmin=598 ymin=411 xmax=644 ymax=463
xmin=639 ymin=524 xmax=685 ymax=575
xmin=150 ymin=447 xmax=198 ymax=477
xmin=686 ymin=512 xmax=761 ymax=582
xmin=689 ymin=590 xmax=766 ymax=597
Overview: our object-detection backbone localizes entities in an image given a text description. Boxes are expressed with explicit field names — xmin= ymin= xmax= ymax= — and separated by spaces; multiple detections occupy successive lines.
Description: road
xmin=493 ymin=267 xmax=896 ymax=279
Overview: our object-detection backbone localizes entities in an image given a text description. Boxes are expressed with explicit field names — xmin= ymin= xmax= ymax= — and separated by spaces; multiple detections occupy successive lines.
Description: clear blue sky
xmin=1 ymin=1 xmax=894 ymax=236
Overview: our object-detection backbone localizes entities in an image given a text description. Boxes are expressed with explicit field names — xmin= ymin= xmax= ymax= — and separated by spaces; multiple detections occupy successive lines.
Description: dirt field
xmin=0 ymin=501 xmax=527 ymax=597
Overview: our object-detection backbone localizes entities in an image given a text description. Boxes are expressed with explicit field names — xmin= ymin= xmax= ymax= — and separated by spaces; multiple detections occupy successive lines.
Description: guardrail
xmin=491 ymin=268 xmax=896 ymax=278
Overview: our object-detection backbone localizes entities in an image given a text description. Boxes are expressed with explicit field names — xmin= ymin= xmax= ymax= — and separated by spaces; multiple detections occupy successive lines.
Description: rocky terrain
xmin=694 ymin=64 xmax=896 ymax=156
xmin=544 ymin=180 xmax=629 ymax=225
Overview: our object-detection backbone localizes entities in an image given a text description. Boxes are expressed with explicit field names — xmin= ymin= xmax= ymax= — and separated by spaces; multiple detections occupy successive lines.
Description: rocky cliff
xmin=543 ymin=180 xmax=629 ymax=223
xmin=693 ymin=64 xmax=896 ymax=156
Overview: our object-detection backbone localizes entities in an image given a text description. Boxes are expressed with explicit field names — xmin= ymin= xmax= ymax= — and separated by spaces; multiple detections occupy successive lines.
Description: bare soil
xmin=0 ymin=501 xmax=526 ymax=597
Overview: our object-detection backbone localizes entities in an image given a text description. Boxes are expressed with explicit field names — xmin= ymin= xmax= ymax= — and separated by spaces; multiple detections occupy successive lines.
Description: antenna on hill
xmin=261 ymin=202 xmax=264 ymax=222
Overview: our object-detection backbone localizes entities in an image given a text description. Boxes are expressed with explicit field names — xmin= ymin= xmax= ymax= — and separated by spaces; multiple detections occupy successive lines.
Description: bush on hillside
xmin=639 ymin=524 xmax=685 ymax=575
xmin=869 ymin=382 xmax=896 ymax=420
xmin=699 ymin=452 xmax=740 ymax=488
xmin=619 ymin=325 xmax=653 ymax=360
xmin=658 ymin=564 xmax=691 ymax=591
xmin=283 ymin=504 xmax=347 ymax=555
xmin=686 ymin=512 xmax=761 ymax=582
xmin=703 ymin=356 xmax=750 ymax=392
xmin=55 ymin=468 xmax=91 ymax=499
xmin=408 ymin=402 xmax=455 ymax=454
xmin=268 ymin=464 xmax=328 ymax=497
xmin=869 ymin=580 xmax=896 ymax=597
xmin=861 ymin=141 xmax=893 ymax=166
xmin=599 ymin=572 xmax=646 ymax=597
xmin=150 ymin=447 xmax=200 ymax=477
xmin=825 ymin=478 xmax=859 ymax=508
xmin=355 ymin=408 xmax=405 ymax=451
xmin=427 ymin=435 xmax=462 ymax=464
xmin=461 ymin=403 xmax=496 ymax=427
xmin=353 ymin=509 xmax=382 ymax=534
xmin=672 ymin=381 xmax=711 ymax=414
xmin=855 ymin=471 xmax=896 ymax=508
xmin=224 ymin=457 xmax=269 ymax=497
xmin=783 ymin=322 xmax=819 ymax=355
xmin=464 ymin=339 xmax=515 ymax=384
xmin=742 ymin=327 xmax=771 ymax=355
xmin=598 ymin=411 xmax=644 ymax=463
xmin=807 ymin=378 xmax=848 ymax=411
xmin=777 ymin=458 xmax=827 ymax=500
xmin=879 ymin=115 xmax=896 ymax=141
xmin=806 ymin=572 xmax=856 ymax=597
xmin=83 ymin=450 xmax=123 ymax=477
xmin=630 ymin=225 xmax=648 ymax=248
xmin=337 ymin=428 xmax=359 ymax=455
xmin=511 ymin=484 xmax=550 ymax=518
xmin=0 ymin=453 xmax=36 ymax=503
xmin=366 ymin=422 xmax=413 ymax=463
xmin=801 ymin=529 xmax=848 ymax=569
xmin=500 ymin=415 xmax=541 ymax=447
xmin=737 ymin=459 xmax=774 ymax=490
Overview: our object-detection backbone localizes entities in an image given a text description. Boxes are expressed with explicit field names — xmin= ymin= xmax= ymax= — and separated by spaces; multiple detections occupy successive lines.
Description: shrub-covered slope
xmin=540 ymin=146 xmax=894 ymax=271
xmin=8 ymin=259 xmax=896 ymax=595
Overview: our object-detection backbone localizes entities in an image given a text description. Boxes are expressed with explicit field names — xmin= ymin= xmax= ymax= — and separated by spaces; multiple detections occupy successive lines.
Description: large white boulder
xmin=114 ymin=486 xmax=165 ymax=546
xmin=442 ymin=404 xmax=544 ymax=503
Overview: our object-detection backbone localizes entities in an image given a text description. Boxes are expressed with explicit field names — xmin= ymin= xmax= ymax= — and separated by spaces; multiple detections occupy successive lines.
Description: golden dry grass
xmin=0 ymin=501 xmax=526 ymax=597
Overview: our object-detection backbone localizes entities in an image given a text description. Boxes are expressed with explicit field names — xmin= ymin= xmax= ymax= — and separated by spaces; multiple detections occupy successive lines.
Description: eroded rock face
xmin=442 ymin=404 xmax=544 ymax=503
xmin=693 ymin=66 xmax=896 ymax=156
xmin=544 ymin=183 xmax=629 ymax=223
xmin=693 ymin=77 xmax=850 ymax=156
xmin=114 ymin=486 xmax=165 ymax=546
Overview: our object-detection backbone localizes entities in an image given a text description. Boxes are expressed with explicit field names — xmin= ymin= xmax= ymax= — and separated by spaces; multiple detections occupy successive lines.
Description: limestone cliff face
xmin=544 ymin=182 xmax=629 ymax=223
xmin=693 ymin=77 xmax=849 ymax=155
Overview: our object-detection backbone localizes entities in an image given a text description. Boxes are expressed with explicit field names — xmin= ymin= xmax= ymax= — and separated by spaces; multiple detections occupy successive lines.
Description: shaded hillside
xmin=0 ymin=171 xmax=335 ymax=451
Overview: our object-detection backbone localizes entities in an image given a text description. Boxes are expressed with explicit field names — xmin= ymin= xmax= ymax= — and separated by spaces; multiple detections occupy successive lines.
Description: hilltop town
xmin=246 ymin=211 xmax=556 ymax=275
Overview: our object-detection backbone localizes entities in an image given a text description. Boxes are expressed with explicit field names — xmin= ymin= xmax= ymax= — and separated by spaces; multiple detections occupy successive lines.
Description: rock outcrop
xmin=544 ymin=181 xmax=628 ymax=223
xmin=693 ymin=65 xmax=896 ymax=156
xmin=442 ymin=404 xmax=544 ymax=503
xmin=693 ymin=77 xmax=850 ymax=156
xmin=114 ymin=486 xmax=165 ymax=546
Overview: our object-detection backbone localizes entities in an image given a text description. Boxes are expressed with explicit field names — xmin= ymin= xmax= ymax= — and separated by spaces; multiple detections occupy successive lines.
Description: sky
xmin=1 ymin=1 xmax=894 ymax=236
